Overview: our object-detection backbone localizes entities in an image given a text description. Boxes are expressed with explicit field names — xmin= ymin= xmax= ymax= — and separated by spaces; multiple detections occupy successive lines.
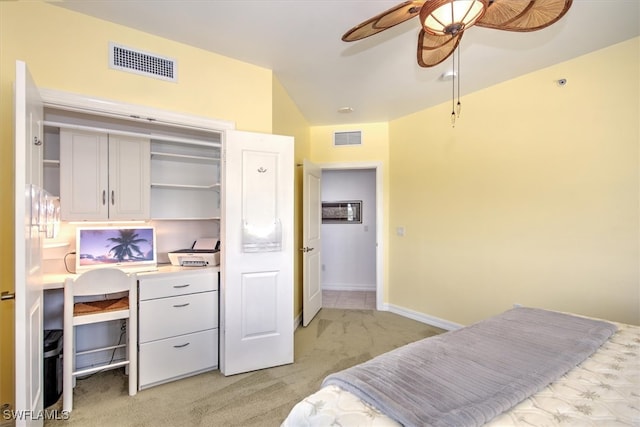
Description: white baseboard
xmin=322 ymin=283 xmax=376 ymax=292
xmin=295 ymin=302 xmax=461 ymax=332
xmin=385 ymin=304 xmax=463 ymax=331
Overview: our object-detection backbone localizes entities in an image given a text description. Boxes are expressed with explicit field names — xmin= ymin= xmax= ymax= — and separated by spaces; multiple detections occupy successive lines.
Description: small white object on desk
xmin=168 ymin=238 xmax=220 ymax=267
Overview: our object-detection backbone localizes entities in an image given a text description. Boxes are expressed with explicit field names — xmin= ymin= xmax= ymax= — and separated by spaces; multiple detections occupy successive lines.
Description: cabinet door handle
xmin=173 ymin=303 xmax=190 ymax=308
xmin=111 ymin=190 xmax=115 ymax=205
xmin=102 ymin=190 xmax=106 ymax=205
xmin=173 ymin=343 xmax=190 ymax=349
xmin=173 ymin=284 xmax=190 ymax=288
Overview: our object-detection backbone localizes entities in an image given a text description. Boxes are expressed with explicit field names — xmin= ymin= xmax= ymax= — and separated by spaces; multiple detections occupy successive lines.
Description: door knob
xmin=300 ymin=247 xmax=315 ymax=253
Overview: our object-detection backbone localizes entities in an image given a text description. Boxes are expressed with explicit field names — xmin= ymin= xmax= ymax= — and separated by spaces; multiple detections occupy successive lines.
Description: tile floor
xmin=322 ymin=290 xmax=376 ymax=310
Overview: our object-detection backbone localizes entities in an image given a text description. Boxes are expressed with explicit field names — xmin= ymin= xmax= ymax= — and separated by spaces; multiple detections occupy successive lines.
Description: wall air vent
xmin=109 ymin=42 xmax=177 ymax=82
xmin=333 ymin=130 xmax=362 ymax=146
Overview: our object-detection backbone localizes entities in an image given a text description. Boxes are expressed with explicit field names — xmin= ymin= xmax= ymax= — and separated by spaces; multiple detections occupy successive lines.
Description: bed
xmin=282 ymin=307 xmax=639 ymax=426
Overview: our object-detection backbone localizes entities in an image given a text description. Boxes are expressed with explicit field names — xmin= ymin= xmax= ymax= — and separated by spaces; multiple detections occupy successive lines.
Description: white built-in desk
xmin=43 ymin=264 xmax=220 ymax=290
xmin=43 ymin=265 xmax=220 ymax=390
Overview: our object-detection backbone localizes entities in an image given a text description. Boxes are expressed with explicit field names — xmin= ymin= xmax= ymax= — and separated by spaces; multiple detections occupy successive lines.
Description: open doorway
xmin=319 ymin=164 xmax=381 ymax=310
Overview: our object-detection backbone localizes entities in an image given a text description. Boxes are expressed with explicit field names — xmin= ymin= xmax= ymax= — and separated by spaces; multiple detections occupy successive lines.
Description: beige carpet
xmin=46 ymin=308 xmax=444 ymax=426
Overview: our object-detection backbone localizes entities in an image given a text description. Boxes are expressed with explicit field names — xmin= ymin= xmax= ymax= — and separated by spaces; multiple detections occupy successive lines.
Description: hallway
xmin=322 ymin=290 xmax=376 ymax=310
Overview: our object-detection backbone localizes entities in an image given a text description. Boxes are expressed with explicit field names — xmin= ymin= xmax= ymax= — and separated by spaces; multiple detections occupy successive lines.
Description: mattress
xmin=282 ymin=320 xmax=639 ymax=426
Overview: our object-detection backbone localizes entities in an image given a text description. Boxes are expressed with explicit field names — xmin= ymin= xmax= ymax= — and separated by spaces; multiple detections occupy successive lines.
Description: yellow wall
xmin=0 ymin=2 xmax=273 ymax=132
xmin=309 ymin=123 xmax=391 ymax=302
xmin=310 ymin=123 xmax=389 ymax=164
xmin=0 ymin=0 xmax=274 ymax=408
xmin=272 ymin=76 xmax=310 ymax=319
xmin=388 ymin=37 xmax=640 ymax=326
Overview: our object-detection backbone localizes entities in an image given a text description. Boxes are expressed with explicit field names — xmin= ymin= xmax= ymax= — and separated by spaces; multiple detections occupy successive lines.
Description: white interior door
xmin=14 ymin=60 xmax=44 ymax=426
xmin=220 ymin=130 xmax=294 ymax=376
xmin=302 ymin=160 xmax=322 ymax=326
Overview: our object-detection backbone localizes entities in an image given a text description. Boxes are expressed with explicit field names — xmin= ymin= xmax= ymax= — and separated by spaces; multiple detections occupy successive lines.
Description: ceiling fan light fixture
xmin=342 ymin=0 xmax=573 ymax=124
xmin=420 ymin=0 xmax=488 ymax=36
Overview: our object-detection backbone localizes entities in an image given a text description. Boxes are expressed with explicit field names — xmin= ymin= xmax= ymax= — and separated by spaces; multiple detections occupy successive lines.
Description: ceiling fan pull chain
xmin=451 ymin=45 xmax=456 ymax=127
xmin=456 ymin=45 xmax=462 ymax=118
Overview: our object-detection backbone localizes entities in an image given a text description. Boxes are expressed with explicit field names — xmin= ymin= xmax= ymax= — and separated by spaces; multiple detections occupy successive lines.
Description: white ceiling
xmin=53 ymin=1 xmax=639 ymax=126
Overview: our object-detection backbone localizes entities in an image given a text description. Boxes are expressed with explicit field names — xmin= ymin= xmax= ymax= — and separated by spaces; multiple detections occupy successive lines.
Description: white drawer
xmin=139 ymin=291 xmax=218 ymax=342
xmin=138 ymin=270 xmax=216 ymax=300
xmin=139 ymin=328 xmax=218 ymax=389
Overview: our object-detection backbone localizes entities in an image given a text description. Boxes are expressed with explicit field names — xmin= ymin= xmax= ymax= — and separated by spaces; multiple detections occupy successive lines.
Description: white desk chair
xmin=63 ymin=268 xmax=137 ymax=412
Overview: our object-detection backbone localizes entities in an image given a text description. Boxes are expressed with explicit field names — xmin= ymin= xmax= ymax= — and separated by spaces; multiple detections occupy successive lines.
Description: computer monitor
xmin=75 ymin=226 xmax=157 ymax=273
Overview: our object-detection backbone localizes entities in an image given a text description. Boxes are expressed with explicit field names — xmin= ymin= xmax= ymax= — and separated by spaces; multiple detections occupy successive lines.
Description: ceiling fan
xmin=342 ymin=0 xmax=574 ymax=68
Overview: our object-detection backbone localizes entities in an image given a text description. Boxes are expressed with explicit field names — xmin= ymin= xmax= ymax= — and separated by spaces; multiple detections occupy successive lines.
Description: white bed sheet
xmin=282 ymin=321 xmax=639 ymax=426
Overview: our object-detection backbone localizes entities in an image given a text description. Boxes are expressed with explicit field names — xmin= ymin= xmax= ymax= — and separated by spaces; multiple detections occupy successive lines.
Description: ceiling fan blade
xmin=476 ymin=0 xmax=572 ymax=32
xmin=417 ymin=30 xmax=462 ymax=67
xmin=342 ymin=1 xmax=424 ymax=42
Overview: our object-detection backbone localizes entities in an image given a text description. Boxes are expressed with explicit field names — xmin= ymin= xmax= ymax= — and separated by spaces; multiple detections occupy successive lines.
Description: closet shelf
xmin=151 ymin=216 xmax=221 ymax=221
xmin=151 ymin=183 xmax=220 ymax=190
xmin=44 ymin=241 xmax=69 ymax=249
xmin=151 ymin=151 xmax=220 ymax=163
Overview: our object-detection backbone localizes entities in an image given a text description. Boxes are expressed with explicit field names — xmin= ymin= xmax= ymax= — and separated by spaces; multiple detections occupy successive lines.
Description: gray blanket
xmin=322 ymin=307 xmax=617 ymax=427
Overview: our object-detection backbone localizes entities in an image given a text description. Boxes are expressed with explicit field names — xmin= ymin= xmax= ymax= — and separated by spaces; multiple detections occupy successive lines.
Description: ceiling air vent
xmin=334 ymin=131 xmax=362 ymax=146
xmin=109 ymin=42 xmax=177 ymax=82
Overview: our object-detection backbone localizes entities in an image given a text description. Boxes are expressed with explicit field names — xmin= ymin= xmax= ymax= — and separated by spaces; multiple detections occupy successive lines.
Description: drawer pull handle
xmin=173 ymin=343 xmax=190 ymax=349
xmin=173 ymin=303 xmax=190 ymax=308
xmin=173 ymin=284 xmax=190 ymax=288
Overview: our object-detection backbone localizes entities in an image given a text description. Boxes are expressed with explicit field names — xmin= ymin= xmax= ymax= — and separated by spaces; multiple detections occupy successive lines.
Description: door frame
xmin=38 ymin=88 xmax=234 ymax=132
xmin=316 ymin=161 xmax=384 ymax=310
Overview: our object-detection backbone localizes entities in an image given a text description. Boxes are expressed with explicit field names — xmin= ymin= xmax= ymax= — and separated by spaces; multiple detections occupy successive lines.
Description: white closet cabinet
xmin=60 ymin=129 xmax=150 ymax=221
xmin=36 ymin=85 xmax=295 ymax=382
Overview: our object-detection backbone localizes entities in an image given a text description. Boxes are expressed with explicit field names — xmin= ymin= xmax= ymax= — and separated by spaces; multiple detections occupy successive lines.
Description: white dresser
xmin=138 ymin=268 xmax=218 ymax=389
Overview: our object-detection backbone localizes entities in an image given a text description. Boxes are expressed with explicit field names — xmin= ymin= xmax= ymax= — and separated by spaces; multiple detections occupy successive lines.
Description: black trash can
xmin=43 ymin=329 xmax=63 ymax=408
